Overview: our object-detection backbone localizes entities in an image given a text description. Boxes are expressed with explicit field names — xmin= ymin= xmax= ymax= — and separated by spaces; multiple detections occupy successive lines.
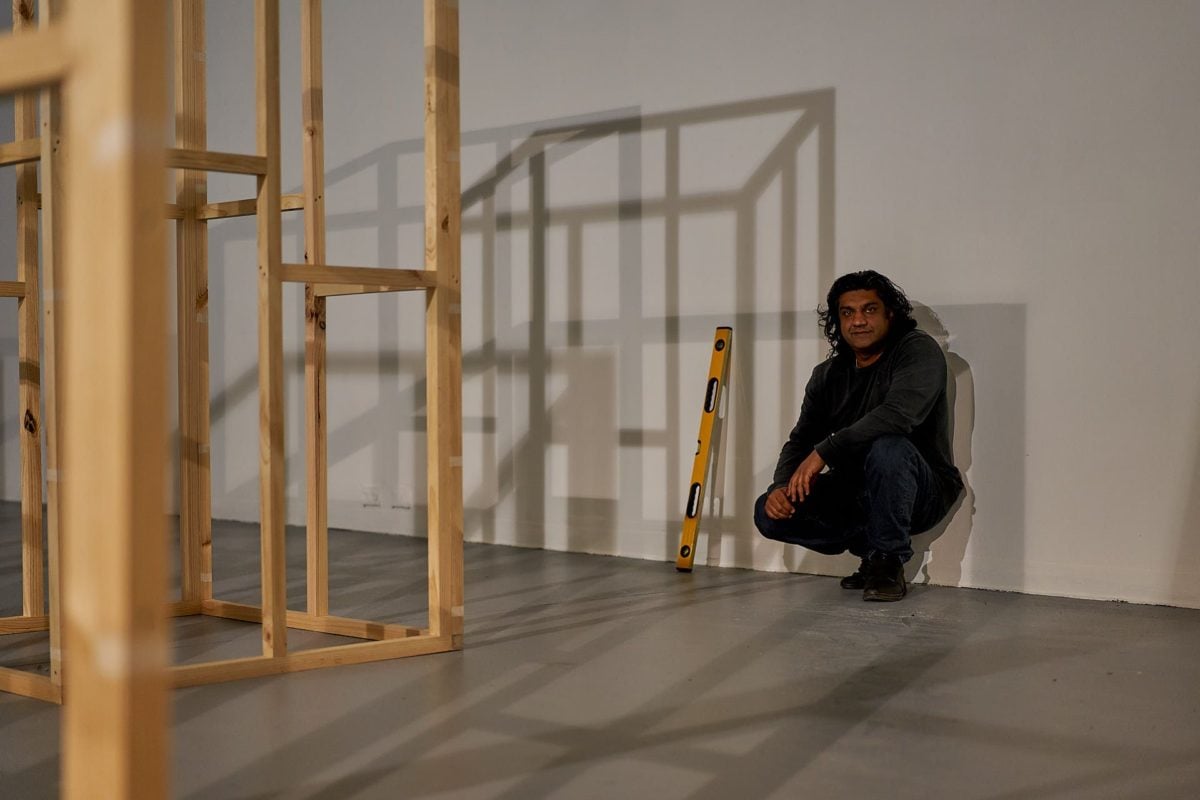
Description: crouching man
xmin=756 ymin=270 xmax=963 ymax=601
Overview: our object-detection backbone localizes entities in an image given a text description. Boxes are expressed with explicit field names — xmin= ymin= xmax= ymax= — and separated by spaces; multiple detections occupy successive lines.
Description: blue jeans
xmin=754 ymin=435 xmax=949 ymax=562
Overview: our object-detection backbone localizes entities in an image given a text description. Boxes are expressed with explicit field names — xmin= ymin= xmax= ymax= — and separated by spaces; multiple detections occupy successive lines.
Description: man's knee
xmin=753 ymin=491 xmax=778 ymax=538
xmin=864 ymin=435 xmax=919 ymax=476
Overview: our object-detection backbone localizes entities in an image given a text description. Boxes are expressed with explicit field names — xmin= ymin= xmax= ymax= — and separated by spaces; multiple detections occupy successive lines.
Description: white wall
xmin=3 ymin=1 xmax=1198 ymax=608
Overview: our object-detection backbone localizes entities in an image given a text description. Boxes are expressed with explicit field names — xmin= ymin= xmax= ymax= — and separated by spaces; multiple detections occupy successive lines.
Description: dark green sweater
xmin=771 ymin=328 xmax=963 ymax=504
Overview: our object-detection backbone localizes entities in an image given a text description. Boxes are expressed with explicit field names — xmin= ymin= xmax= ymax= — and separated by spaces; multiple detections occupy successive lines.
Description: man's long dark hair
xmin=817 ymin=270 xmax=916 ymax=358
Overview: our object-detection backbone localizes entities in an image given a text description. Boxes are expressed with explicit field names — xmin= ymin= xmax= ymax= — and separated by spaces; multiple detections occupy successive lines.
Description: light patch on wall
xmin=547 ymin=347 xmax=617 ymax=501
xmin=678 ymin=211 xmax=738 ymax=316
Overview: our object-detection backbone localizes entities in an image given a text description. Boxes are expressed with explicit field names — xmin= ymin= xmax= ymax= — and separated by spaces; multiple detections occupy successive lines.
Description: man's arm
xmin=813 ymin=333 xmax=945 ymax=466
xmin=770 ymin=366 xmax=828 ymax=490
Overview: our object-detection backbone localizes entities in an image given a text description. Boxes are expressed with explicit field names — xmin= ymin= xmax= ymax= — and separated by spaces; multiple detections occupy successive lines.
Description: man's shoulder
xmin=809 ymin=352 xmax=844 ymax=382
xmin=891 ymin=327 xmax=944 ymax=360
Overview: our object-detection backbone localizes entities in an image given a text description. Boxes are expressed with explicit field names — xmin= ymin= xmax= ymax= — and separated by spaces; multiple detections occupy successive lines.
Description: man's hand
xmin=763 ymin=486 xmax=795 ymax=520
xmin=787 ymin=450 xmax=826 ymax=503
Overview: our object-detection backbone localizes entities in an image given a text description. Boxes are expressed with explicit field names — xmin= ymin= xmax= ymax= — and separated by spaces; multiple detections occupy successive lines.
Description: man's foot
xmin=839 ymin=558 xmax=870 ymax=590
xmin=862 ymin=554 xmax=907 ymax=602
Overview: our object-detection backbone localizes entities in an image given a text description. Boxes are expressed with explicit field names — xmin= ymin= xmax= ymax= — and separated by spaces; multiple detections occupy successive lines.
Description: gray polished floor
xmin=1 ymin=504 xmax=1199 ymax=799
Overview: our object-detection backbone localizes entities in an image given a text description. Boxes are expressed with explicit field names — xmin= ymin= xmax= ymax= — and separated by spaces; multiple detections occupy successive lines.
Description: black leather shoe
xmin=862 ymin=555 xmax=907 ymax=602
xmin=839 ymin=558 xmax=869 ymax=589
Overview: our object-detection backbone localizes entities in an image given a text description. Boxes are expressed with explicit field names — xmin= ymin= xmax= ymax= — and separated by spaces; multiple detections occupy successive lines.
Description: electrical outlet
xmin=361 ymin=485 xmax=381 ymax=507
xmin=393 ymin=483 xmax=414 ymax=509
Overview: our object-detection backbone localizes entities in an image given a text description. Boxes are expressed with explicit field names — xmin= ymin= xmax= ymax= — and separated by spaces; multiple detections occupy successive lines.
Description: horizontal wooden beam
xmin=199 ymin=193 xmax=304 ymax=220
xmin=169 ymin=600 xmax=203 ymax=617
xmin=165 ymin=147 xmax=267 ymax=175
xmin=0 ymin=26 xmax=70 ymax=94
xmin=0 ymin=614 xmax=49 ymax=634
xmin=0 ymin=281 xmax=25 ymax=298
xmin=0 ymin=665 xmax=61 ymax=703
xmin=201 ymin=599 xmax=423 ymax=640
xmin=166 ymin=195 xmax=304 ymax=221
xmin=281 ymin=263 xmax=437 ymax=296
xmin=170 ymin=633 xmax=455 ymax=688
xmin=0 ymin=138 xmax=40 ymax=167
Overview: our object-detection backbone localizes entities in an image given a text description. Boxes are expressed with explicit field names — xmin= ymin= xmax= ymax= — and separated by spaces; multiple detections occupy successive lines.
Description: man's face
xmin=837 ymin=289 xmax=892 ymax=356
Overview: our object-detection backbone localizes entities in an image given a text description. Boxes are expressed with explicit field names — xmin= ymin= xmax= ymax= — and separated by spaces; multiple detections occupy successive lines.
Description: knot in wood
xmin=23 ymin=409 xmax=37 ymax=435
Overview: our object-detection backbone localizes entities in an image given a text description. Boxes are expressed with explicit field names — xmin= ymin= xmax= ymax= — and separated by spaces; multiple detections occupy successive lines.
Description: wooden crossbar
xmin=201 ymin=193 xmax=304 ymax=220
xmin=0 ymin=25 xmax=70 ymax=93
xmin=165 ymin=147 xmax=267 ymax=175
xmin=0 ymin=281 xmax=25 ymax=298
xmin=201 ymin=599 xmax=424 ymax=640
xmin=0 ymin=615 xmax=49 ymax=634
xmin=0 ymin=666 xmax=60 ymax=703
xmin=281 ymin=263 xmax=437 ymax=296
xmin=0 ymin=138 xmax=40 ymax=167
xmin=170 ymin=634 xmax=454 ymax=688
xmin=165 ymin=195 xmax=304 ymax=221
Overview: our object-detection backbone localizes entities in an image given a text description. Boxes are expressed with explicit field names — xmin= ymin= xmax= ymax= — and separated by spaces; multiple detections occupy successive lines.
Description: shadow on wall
xmin=909 ymin=304 xmax=975 ymax=587
xmin=204 ymin=89 xmax=838 ymax=572
xmin=197 ymin=88 xmax=1033 ymax=591
xmin=778 ymin=301 xmax=1030 ymax=591
xmin=1174 ymin=416 xmax=1200 ymax=608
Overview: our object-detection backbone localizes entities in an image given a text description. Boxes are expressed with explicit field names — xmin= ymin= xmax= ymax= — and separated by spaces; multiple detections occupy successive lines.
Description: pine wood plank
xmin=14 ymin=0 xmax=46 ymax=621
xmin=165 ymin=146 xmax=267 ymax=175
xmin=174 ymin=0 xmax=212 ymax=607
xmin=255 ymin=0 xmax=287 ymax=659
xmin=200 ymin=599 xmax=424 ymax=640
xmin=195 ymin=192 xmax=303 ymax=220
xmin=281 ymin=262 xmax=435 ymax=289
xmin=0 ymin=137 xmax=40 ymax=166
xmin=0 ymin=666 xmax=60 ymax=703
xmin=0 ymin=25 xmax=68 ymax=93
xmin=0 ymin=614 xmax=49 ymax=634
xmin=302 ymin=0 xmax=330 ymax=617
xmin=39 ymin=0 xmax=65 ymax=690
xmin=170 ymin=634 xmax=454 ymax=688
xmin=60 ymin=0 xmax=171 ymax=794
xmin=424 ymin=0 xmax=465 ymax=647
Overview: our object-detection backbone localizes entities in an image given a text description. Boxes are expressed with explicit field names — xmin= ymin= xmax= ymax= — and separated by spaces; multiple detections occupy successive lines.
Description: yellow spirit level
xmin=676 ymin=326 xmax=732 ymax=571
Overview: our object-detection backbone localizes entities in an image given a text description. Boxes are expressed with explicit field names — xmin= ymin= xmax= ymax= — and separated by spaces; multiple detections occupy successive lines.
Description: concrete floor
xmin=1 ymin=503 xmax=1198 ymax=799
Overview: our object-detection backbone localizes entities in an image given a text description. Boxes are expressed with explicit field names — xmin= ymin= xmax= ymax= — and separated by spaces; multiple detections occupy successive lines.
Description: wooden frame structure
xmin=2 ymin=0 xmax=172 ymax=795
xmin=0 ymin=0 xmax=62 ymax=705
xmin=2 ymin=0 xmax=464 ymax=699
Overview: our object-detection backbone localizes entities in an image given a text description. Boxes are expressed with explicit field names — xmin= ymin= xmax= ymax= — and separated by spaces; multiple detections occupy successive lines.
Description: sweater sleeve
xmin=771 ymin=366 xmax=828 ymax=489
xmin=813 ymin=334 xmax=946 ymax=467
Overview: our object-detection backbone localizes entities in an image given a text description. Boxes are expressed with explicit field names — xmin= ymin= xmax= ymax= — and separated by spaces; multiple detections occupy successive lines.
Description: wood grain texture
xmin=60 ymin=0 xmax=171 ymax=795
xmin=0 ymin=136 xmax=40 ymax=165
xmin=0 ymin=24 xmax=68 ymax=93
xmin=174 ymin=0 xmax=212 ymax=606
xmin=424 ymin=0 xmax=464 ymax=645
xmin=302 ymin=0 xmax=330 ymax=617
xmin=165 ymin=146 xmax=267 ymax=175
xmin=170 ymin=635 xmax=455 ymax=688
xmin=39 ymin=0 xmax=65 ymax=690
xmin=255 ymin=0 xmax=287 ymax=659
xmin=14 ymin=0 xmax=45 ymax=621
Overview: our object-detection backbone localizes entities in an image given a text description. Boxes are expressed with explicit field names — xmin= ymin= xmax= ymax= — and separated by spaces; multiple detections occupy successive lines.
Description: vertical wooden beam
xmin=39 ymin=0 xmax=65 ymax=688
xmin=13 ymin=0 xmax=45 ymax=618
xmin=174 ymin=0 xmax=212 ymax=605
xmin=424 ymin=0 xmax=463 ymax=645
xmin=301 ymin=0 xmax=329 ymax=617
xmin=61 ymin=0 xmax=170 ymax=794
xmin=256 ymin=0 xmax=287 ymax=657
